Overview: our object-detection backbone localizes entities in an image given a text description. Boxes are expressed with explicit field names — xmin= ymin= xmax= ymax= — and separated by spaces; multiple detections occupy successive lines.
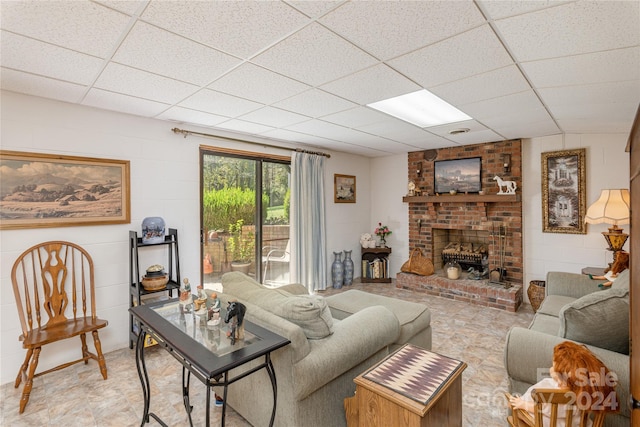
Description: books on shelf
xmin=362 ymin=257 xmax=389 ymax=279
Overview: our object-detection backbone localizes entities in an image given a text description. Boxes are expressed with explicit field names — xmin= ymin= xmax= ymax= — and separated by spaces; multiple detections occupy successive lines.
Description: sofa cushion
xmin=528 ymin=312 xmax=561 ymax=336
xmin=559 ymin=287 xmax=629 ymax=354
xmin=536 ymin=295 xmax=576 ymax=317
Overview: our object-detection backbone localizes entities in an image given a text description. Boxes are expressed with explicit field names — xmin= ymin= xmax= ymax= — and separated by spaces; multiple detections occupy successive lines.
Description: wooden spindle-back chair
xmin=508 ymin=388 xmax=607 ymax=427
xmin=11 ymin=241 xmax=108 ymax=413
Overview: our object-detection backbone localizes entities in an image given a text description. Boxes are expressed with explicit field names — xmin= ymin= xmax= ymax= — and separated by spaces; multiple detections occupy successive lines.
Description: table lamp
xmin=584 ymin=189 xmax=630 ymax=263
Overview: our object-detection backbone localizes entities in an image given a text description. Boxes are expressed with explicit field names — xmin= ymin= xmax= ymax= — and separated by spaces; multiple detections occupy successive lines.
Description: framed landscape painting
xmin=334 ymin=174 xmax=356 ymax=203
xmin=434 ymin=157 xmax=482 ymax=194
xmin=0 ymin=150 xmax=130 ymax=229
xmin=541 ymin=148 xmax=586 ymax=234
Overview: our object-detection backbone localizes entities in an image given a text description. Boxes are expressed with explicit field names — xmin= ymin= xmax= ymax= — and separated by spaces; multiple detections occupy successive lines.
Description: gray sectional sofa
xmin=504 ymin=270 xmax=630 ymax=427
xmin=213 ymin=272 xmax=432 ymax=427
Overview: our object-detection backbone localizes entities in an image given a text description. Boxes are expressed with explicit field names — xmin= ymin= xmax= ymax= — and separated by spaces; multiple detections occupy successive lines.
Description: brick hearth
xmin=396 ymin=272 xmax=523 ymax=312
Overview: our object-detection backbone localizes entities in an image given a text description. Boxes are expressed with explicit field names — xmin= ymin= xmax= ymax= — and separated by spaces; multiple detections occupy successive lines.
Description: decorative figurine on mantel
xmin=225 ymin=301 xmax=246 ymax=345
xmin=407 ymin=180 xmax=416 ymax=197
xmin=493 ymin=175 xmax=517 ymax=195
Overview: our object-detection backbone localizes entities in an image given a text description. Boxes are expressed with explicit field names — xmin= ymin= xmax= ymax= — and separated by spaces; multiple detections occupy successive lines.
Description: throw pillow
xmin=271 ymin=295 xmax=334 ymax=340
xmin=611 ymin=269 xmax=630 ymax=291
xmin=559 ymin=288 xmax=629 ymax=354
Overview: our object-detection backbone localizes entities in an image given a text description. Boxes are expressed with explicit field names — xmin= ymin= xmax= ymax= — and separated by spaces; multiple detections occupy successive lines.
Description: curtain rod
xmin=171 ymin=127 xmax=331 ymax=158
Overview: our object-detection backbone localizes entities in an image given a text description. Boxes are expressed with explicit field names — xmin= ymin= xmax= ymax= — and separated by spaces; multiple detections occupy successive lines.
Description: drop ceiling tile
xmin=273 ymin=89 xmax=356 ymax=118
xmin=260 ymin=128 xmax=337 ymax=145
xmin=95 ymin=63 xmax=199 ymax=104
xmin=388 ymin=25 xmax=513 ymax=88
xmin=477 ymin=0 xmax=571 ymax=20
xmin=442 ymin=129 xmax=505 ymax=145
xmin=557 ymin=116 xmax=636 ymax=134
xmin=179 ymin=89 xmax=263 ymax=117
xmin=496 ymin=119 xmax=561 ymax=139
xmin=426 ymin=120 xmax=489 ymax=137
xmin=494 ymin=1 xmax=640 ymax=61
xmin=208 ymin=63 xmax=310 ymax=104
xmin=461 ymin=90 xmax=548 ymax=122
xmin=0 ymin=1 xmax=131 ymax=57
xmin=216 ymin=119 xmax=275 ymax=135
xmin=285 ymin=1 xmax=343 ymax=19
xmin=320 ymin=1 xmax=485 ymax=60
xmin=93 ymin=1 xmax=147 ymax=15
xmin=238 ymin=106 xmax=310 ymax=128
xmin=0 ymin=68 xmax=87 ymax=103
xmin=403 ymin=133 xmax=460 ymax=150
xmin=252 ymin=23 xmax=378 ymax=86
xmin=522 ymin=47 xmax=640 ymax=89
xmin=539 ymin=81 xmax=640 ymax=113
xmin=285 ymin=119 xmax=364 ymax=141
xmin=319 ymin=64 xmax=421 ymax=105
xmin=157 ymin=106 xmax=231 ymax=127
xmin=82 ymin=88 xmax=170 ymax=117
xmin=347 ymin=139 xmax=419 ymax=154
xmin=321 ymin=107 xmax=394 ymax=129
xmin=430 ymin=65 xmax=531 ymax=106
xmin=113 ymin=21 xmax=241 ymax=86
xmin=358 ymin=119 xmax=447 ymax=146
xmin=141 ymin=1 xmax=310 ymax=59
xmin=1 ymin=31 xmax=104 ymax=85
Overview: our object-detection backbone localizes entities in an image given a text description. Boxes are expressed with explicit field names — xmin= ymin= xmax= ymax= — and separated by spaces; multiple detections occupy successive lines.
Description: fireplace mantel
xmin=402 ymin=194 xmax=520 ymax=204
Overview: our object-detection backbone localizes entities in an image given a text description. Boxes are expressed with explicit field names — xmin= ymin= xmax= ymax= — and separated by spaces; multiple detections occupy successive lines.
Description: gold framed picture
xmin=334 ymin=174 xmax=356 ymax=203
xmin=541 ymin=148 xmax=586 ymax=234
xmin=0 ymin=150 xmax=131 ymax=229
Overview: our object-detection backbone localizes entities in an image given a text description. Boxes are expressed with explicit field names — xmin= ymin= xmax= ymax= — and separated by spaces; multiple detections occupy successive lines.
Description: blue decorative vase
xmin=343 ymin=250 xmax=354 ymax=286
xmin=141 ymin=217 xmax=166 ymax=244
xmin=331 ymin=252 xmax=344 ymax=289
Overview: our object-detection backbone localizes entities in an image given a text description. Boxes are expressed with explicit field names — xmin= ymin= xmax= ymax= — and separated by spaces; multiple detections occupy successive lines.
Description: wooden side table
xmin=345 ymin=344 xmax=466 ymax=427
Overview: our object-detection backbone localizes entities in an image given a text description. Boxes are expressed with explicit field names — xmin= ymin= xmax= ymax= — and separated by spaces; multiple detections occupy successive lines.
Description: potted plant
xmin=227 ymin=219 xmax=254 ymax=274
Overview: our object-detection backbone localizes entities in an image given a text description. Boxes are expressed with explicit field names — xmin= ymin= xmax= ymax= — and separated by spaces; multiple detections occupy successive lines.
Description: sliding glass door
xmin=201 ymin=149 xmax=290 ymax=287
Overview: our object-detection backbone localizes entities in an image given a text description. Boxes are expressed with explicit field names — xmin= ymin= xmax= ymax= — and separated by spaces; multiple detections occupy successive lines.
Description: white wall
xmin=0 ymin=91 xmax=372 ymax=385
xmin=324 ymin=152 xmax=372 ymax=282
xmin=370 ymin=154 xmax=409 ymax=276
xmin=522 ymin=134 xmax=630 ymax=297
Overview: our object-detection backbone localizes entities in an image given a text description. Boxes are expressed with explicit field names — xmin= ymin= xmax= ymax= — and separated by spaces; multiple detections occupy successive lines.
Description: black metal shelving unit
xmin=128 ymin=228 xmax=180 ymax=348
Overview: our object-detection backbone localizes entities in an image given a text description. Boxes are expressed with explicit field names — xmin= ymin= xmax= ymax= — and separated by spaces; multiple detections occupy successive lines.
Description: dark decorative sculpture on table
xmin=224 ymin=301 xmax=246 ymax=345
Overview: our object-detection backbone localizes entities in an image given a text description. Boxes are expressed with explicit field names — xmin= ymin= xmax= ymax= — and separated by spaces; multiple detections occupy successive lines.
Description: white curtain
xmin=290 ymin=152 xmax=327 ymax=291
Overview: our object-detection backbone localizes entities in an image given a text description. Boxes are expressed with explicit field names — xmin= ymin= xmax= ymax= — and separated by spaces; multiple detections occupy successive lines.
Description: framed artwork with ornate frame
xmin=0 ymin=150 xmax=131 ymax=229
xmin=541 ymin=148 xmax=586 ymax=234
xmin=334 ymin=174 xmax=356 ymax=203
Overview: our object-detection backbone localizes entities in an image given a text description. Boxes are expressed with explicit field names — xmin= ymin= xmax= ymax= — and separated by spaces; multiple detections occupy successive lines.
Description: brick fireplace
xmin=397 ymin=140 xmax=523 ymax=311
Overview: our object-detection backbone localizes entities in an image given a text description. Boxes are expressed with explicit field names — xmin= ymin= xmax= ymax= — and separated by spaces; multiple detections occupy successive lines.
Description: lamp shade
xmin=584 ymin=189 xmax=630 ymax=225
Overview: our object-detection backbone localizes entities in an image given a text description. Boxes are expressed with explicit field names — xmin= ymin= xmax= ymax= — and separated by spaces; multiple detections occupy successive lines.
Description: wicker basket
xmin=528 ymin=280 xmax=546 ymax=312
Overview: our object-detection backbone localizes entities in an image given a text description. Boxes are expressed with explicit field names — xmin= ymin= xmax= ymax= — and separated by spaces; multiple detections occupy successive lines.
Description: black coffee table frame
xmin=130 ymin=299 xmax=290 ymax=427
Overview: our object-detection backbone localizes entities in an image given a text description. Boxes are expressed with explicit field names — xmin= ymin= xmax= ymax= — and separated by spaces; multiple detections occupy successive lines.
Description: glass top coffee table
xmin=130 ymin=298 xmax=290 ymax=427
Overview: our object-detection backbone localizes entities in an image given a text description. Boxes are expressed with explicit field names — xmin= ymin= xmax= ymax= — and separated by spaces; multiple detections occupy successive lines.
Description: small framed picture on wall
xmin=334 ymin=174 xmax=356 ymax=203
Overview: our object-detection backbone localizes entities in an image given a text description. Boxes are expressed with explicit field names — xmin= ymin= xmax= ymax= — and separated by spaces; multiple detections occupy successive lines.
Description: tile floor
xmin=1 ymin=280 xmax=534 ymax=426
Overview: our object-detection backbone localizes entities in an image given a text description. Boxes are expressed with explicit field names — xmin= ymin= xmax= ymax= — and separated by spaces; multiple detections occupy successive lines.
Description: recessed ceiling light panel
xmin=367 ymin=89 xmax=472 ymax=128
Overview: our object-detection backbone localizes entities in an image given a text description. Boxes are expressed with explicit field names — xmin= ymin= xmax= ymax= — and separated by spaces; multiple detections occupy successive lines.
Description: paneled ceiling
xmin=1 ymin=1 xmax=639 ymax=157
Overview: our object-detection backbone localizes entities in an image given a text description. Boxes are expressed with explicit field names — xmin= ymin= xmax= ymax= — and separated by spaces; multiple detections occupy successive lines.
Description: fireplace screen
xmin=441 ymin=242 xmax=488 ymax=271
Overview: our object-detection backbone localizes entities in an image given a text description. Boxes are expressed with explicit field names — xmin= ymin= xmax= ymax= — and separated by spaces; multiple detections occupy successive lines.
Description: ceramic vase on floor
xmin=332 ymin=252 xmax=344 ymax=289
xmin=343 ymin=250 xmax=354 ymax=286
